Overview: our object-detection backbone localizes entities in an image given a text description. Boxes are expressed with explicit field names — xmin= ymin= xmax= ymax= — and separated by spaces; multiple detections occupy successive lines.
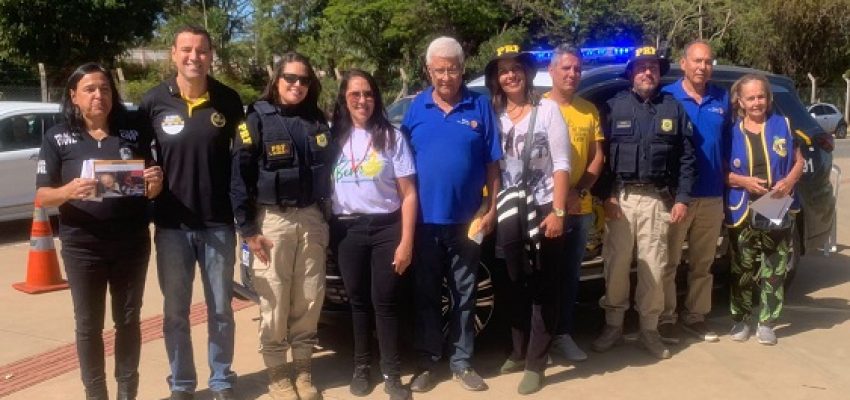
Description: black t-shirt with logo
xmin=139 ymin=77 xmax=244 ymax=230
xmin=35 ymin=120 xmax=152 ymax=244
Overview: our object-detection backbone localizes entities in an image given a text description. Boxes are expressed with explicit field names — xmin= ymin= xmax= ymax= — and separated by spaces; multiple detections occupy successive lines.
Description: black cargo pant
xmin=61 ymin=234 xmax=150 ymax=392
xmin=331 ymin=211 xmax=405 ymax=377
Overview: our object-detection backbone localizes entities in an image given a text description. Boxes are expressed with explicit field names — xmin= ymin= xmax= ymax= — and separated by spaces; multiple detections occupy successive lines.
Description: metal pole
xmin=38 ymin=63 xmax=47 ymax=102
xmin=807 ymin=72 xmax=817 ymax=104
xmin=841 ymin=72 xmax=850 ymax=124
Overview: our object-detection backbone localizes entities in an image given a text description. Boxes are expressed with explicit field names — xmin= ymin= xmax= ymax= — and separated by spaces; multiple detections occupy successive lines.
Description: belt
xmin=334 ymin=210 xmax=400 ymax=224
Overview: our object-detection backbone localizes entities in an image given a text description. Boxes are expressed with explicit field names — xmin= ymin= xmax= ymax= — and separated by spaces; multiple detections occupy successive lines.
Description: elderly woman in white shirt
xmin=329 ymin=68 xmax=418 ymax=400
xmin=486 ymin=45 xmax=571 ymax=395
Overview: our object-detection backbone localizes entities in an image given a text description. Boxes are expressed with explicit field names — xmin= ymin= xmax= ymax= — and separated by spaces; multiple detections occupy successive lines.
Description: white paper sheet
xmin=750 ymin=189 xmax=793 ymax=225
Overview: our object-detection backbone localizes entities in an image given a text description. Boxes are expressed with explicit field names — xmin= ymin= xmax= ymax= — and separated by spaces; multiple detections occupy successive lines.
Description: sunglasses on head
xmin=281 ymin=73 xmax=312 ymax=85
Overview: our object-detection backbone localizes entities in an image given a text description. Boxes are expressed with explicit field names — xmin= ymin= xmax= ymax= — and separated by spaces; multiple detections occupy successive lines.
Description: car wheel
xmin=835 ymin=122 xmax=847 ymax=139
xmin=441 ymin=260 xmax=496 ymax=337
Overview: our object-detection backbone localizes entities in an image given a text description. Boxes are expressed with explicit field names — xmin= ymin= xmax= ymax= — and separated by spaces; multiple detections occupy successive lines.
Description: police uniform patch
xmin=773 ymin=137 xmax=787 ymax=157
xmin=238 ymin=122 xmax=252 ymax=145
xmin=161 ymin=115 xmax=185 ymax=135
xmin=266 ymin=141 xmax=291 ymax=158
xmin=733 ymin=158 xmax=741 ymax=168
xmin=615 ymin=120 xmax=632 ymax=129
xmin=316 ymin=133 xmax=328 ymax=148
xmin=211 ymin=112 xmax=226 ymax=128
xmin=661 ymin=119 xmax=673 ymax=133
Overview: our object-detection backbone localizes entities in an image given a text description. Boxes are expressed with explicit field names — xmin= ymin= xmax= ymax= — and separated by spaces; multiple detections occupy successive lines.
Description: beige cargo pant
xmin=662 ymin=197 xmax=724 ymax=325
xmin=253 ymin=204 xmax=328 ymax=368
xmin=600 ymin=185 xmax=671 ymax=331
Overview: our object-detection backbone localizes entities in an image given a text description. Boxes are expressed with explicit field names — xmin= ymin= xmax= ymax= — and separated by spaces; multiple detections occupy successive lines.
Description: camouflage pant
xmin=728 ymin=221 xmax=792 ymax=323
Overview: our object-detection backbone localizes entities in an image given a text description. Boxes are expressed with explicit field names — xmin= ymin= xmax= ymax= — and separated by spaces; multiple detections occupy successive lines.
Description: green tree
xmin=0 ymin=0 xmax=163 ymax=78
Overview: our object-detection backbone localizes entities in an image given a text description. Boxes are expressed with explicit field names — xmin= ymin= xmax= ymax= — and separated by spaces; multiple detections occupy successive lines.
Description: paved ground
xmin=1 ymin=140 xmax=849 ymax=399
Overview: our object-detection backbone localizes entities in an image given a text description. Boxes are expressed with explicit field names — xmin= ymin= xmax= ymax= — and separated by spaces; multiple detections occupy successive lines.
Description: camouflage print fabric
xmin=728 ymin=220 xmax=793 ymax=323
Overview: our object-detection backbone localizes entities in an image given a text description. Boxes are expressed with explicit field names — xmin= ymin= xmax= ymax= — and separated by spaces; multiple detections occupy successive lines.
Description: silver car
xmin=808 ymin=102 xmax=846 ymax=139
xmin=0 ymin=101 xmax=62 ymax=221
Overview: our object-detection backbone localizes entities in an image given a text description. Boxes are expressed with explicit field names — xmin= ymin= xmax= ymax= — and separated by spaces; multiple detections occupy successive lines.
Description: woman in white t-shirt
xmin=485 ymin=45 xmax=571 ymax=395
xmin=330 ymin=69 xmax=418 ymax=400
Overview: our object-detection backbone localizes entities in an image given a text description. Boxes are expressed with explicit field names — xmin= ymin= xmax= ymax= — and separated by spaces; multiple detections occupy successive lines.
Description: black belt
xmin=334 ymin=210 xmax=400 ymax=224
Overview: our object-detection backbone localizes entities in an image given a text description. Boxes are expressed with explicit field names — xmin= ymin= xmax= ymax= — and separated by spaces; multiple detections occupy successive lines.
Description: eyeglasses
xmin=429 ymin=67 xmax=462 ymax=78
xmin=281 ymin=73 xmax=312 ymax=86
xmin=346 ymin=90 xmax=375 ymax=102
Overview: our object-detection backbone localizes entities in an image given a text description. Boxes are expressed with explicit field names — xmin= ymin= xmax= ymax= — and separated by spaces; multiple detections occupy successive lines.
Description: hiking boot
xmin=551 ymin=334 xmax=588 ymax=362
xmin=499 ymin=358 xmax=525 ymax=374
xmin=639 ymin=330 xmax=671 ymax=359
xmin=681 ymin=320 xmax=720 ymax=342
xmin=453 ymin=367 xmax=488 ymax=391
xmin=657 ymin=323 xmax=680 ymax=345
xmin=409 ymin=369 xmax=435 ymax=393
xmin=293 ymin=358 xmax=320 ymax=400
xmin=592 ymin=325 xmax=623 ymax=352
xmin=383 ymin=375 xmax=411 ymax=400
xmin=349 ymin=364 xmax=371 ymax=396
xmin=729 ymin=321 xmax=751 ymax=342
xmin=267 ymin=364 xmax=297 ymax=400
xmin=756 ymin=323 xmax=778 ymax=345
xmin=517 ymin=370 xmax=543 ymax=395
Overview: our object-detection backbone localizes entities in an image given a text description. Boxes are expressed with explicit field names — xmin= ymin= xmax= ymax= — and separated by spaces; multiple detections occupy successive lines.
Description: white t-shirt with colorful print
xmin=331 ymin=127 xmax=416 ymax=215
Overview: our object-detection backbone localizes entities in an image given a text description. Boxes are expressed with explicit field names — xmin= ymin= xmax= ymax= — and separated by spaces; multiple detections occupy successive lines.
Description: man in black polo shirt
xmin=138 ymin=25 xmax=243 ymax=400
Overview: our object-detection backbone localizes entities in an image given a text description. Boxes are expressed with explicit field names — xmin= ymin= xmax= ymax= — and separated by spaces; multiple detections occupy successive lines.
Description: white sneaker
xmin=551 ymin=334 xmax=588 ymax=362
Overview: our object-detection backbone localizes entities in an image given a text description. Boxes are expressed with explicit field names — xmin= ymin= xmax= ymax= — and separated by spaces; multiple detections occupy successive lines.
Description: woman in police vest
xmin=35 ymin=63 xmax=163 ymax=400
xmin=231 ymin=52 xmax=334 ymax=400
xmin=329 ymin=69 xmax=417 ymax=400
xmin=725 ymin=74 xmax=804 ymax=345
xmin=486 ymin=45 xmax=570 ymax=395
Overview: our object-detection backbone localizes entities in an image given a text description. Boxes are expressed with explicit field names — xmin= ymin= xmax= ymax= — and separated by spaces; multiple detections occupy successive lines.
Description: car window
xmin=387 ymin=97 xmax=412 ymax=127
xmin=822 ymin=104 xmax=838 ymax=115
xmin=0 ymin=113 xmax=51 ymax=151
xmin=810 ymin=105 xmax=827 ymax=116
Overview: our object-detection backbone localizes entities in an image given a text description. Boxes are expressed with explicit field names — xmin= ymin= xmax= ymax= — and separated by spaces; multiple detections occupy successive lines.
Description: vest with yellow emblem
xmin=253 ymin=100 xmax=335 ymax=208
xmin=725 ymin=113 xmax=800 ymax=227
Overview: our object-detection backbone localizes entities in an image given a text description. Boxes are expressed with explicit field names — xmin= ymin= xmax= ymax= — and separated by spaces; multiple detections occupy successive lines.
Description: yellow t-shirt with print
xmin=544 ymin=93 xmax=604 ymax=214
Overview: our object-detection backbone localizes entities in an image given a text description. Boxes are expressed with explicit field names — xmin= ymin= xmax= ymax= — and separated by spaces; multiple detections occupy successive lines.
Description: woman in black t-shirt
xmin=35 ymin=63 xmax=163 ymax=400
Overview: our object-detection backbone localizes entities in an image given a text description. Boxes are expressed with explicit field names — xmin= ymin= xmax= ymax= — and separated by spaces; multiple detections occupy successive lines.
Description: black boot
xmin=84 ymin=383 xmax=108 ymax=400
xmin=116 ymin=377 xmax=138 ymax=400
xmin=349 ymin=364 xmax=371 ymax=396
xmin=384 ymin=375 xmax=411 ymax=400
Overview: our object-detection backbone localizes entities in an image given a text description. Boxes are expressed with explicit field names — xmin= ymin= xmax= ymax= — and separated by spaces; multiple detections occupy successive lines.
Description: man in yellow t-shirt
xmin=544 ymin=44 xmax=604 ymax=362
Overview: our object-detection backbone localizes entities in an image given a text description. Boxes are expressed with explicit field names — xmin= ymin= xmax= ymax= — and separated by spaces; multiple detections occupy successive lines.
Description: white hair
xmin=426 ymin=36 xmax=464 ymax=66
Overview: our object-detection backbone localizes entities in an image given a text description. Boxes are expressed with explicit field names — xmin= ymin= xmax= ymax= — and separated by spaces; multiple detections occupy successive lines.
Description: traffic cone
xmin=12 ymin=200 xmax=68 ymax=294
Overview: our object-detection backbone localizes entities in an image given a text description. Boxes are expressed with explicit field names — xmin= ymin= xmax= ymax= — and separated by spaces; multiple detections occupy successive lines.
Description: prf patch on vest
xmin=266 ymin=141 xmax=292 ymax=159
xmin=315 ymin=133 xmax=328 ymax=148
xmin=660 ymin=118 xmax=674 ymax=134
xmin=772 ymin=137 xmax=788 ymax=157
xmin=211 ymin=112 xmax=226 ymax=127
xmin=615 ymin=120 xmax=632 ymax=129
xmin=238 ymin=122 xmax=251 ymax=145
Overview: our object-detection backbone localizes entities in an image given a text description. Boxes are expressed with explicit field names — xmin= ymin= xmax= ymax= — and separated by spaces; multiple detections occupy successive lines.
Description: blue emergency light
xmin=527 ymin=46 xmax=635 ymax=65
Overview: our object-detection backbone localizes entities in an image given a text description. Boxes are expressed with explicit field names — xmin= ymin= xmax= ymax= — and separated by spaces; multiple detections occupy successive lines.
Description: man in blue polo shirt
xmin=402 ymin=36 xmax=501 ymax=393
xmin=660 ymin=40 xmax=730 ymax=343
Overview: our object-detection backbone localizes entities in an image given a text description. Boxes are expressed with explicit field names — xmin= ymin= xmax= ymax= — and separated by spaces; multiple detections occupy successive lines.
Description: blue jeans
xmin=558 ymin=213 xmax=592 ymax=335
xmin=414 ymin=223 xmax=480 ymax=373
xmin=156 ymin=226 xmax=236 ymax=393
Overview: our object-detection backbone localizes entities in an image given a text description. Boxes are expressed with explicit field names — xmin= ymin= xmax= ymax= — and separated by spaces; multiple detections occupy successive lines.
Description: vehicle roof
xmin=0 ymin=101 xmax=61 ymax=116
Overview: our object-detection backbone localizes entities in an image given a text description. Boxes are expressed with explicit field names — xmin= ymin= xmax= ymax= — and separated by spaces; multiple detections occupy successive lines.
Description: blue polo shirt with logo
xmin=401 ymin=86 xmax=502 ymax=224
xmin=663 ymin=79 xmax=730 ymax=197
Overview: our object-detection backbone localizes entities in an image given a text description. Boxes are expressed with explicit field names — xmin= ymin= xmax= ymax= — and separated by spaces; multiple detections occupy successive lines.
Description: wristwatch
xmin=552 ymin=207 xmax=566 ymax=217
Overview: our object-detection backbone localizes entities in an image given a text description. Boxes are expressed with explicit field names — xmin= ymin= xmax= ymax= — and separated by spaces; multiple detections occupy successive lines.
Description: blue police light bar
xmin=527 ymin=46 xmax=635 ymax=65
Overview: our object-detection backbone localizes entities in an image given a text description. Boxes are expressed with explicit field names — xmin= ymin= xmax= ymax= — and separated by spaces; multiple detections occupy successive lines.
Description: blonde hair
xmin=730 ymin=73 xmax=773 ymax=118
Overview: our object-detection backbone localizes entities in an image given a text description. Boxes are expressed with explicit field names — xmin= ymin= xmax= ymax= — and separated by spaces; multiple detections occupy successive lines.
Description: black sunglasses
xmin=281 ymin=73 xmax=312 ymax=86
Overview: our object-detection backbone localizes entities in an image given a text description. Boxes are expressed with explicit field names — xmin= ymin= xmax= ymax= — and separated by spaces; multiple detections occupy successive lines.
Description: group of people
xmin=35 ymin=24 xmax=803 ymax=400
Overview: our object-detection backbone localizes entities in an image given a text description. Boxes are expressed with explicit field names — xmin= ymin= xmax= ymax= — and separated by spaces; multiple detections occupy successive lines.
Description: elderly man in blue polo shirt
xmin=402 ymin=36 xmax=501 ymax=393
xmin=659 ymin=40 xmax=730 ymax=344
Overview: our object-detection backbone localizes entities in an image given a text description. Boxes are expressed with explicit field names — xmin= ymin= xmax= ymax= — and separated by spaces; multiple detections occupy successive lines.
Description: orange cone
xmin=12 ymin=200 xmax=68 ymax=294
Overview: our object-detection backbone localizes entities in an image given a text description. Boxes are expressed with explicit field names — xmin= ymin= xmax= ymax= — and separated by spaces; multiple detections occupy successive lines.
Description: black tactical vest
xmin=253 ymin=101 xmax=334 ymax=207
xmin=606 ymin=91 xmax=683 ymax=188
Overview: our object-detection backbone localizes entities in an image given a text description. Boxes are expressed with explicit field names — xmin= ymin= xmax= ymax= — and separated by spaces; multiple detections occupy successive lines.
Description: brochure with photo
xmin=80 ymin=159 xmax=146 ymax=199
